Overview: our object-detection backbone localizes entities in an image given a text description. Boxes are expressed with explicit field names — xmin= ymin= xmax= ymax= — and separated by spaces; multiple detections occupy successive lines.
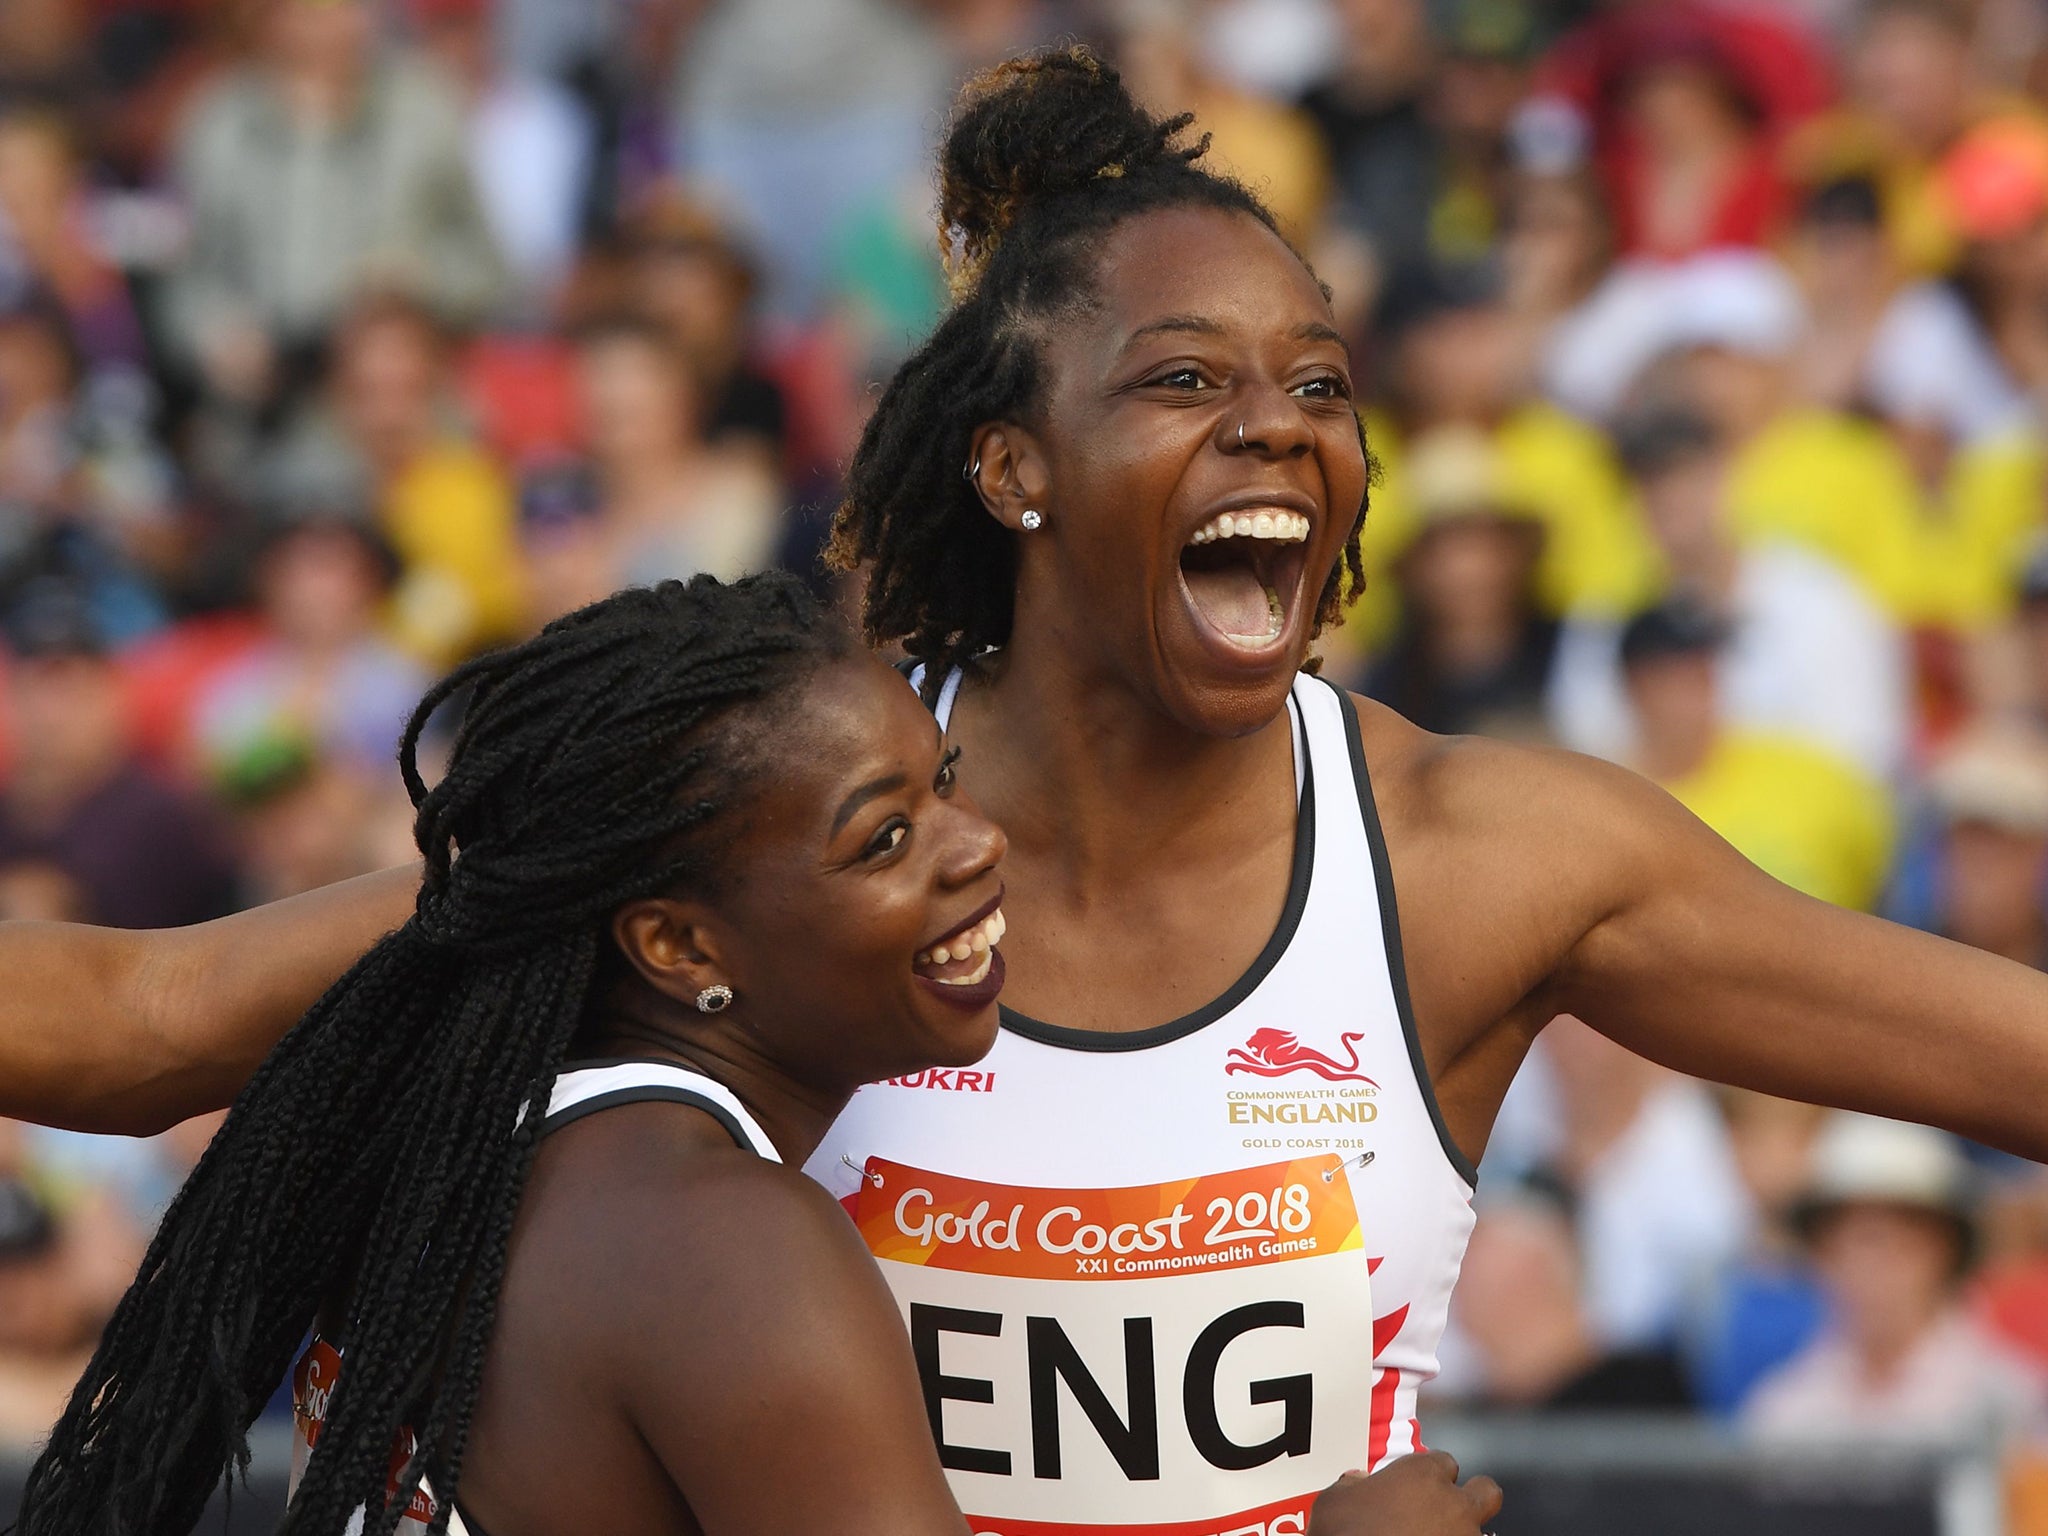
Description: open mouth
xmin=1178 ymin=508 xmax=1311 ymax=653
xmin=913 ymin=895 xmax=1006 ymax=989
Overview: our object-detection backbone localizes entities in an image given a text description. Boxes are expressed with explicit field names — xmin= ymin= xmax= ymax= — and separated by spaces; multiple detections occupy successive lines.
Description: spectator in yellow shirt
xmin=1351 ymin=266 xmax=1659 ymax=666
xmin=1784 ymin=0 xmax=2044 ymax=279
xmin=1619 ymin=597 xmax=1897 ymax=912
xmin=258 ymin=294 xmax=528 ymax=667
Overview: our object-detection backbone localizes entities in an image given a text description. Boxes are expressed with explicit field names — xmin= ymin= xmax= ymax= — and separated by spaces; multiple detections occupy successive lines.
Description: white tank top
xmin=291 ymin=1059 xmax=778 ymax=1536
xmin=808 ymin=669 xmax=1476 ymax=1536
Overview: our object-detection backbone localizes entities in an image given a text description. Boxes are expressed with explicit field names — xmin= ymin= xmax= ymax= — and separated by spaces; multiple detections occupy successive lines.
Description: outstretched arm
xmin=0 ymin=865 xmax=418 ymax=1136
xmin=1535 ymin=752 xmax=2048 ymax=1161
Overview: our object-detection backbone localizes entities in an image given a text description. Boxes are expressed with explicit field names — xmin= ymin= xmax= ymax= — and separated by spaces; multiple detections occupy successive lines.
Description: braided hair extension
xmin=16 ymin=573 xmax=850 ymax=1536
xmin=827 ymin=47 xmax=1372 ymax=685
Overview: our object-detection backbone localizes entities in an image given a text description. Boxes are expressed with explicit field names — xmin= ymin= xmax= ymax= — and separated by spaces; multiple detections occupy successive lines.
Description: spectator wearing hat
xmin=1652 ymin=256 xmax=1951 ymax=629
xmin=1743 ymin=1113 xmax=2044 ymax=1443
xmin=1549 ymin=408 xmax=1911 ymax=784
xmin=1352 ymin=263 xmax=1656 ymax=656
xmin=1615 ymin=596 xmax=1896 ymax=912
xmin=0 ymin=580 xmax=235 ymax=930
xmin=1520 ymin=2 xmax=1829 ymax=261
xmin=1358 ymin=424 xmax=1556 ymax=738
xmin=1920 ymin=725 xmax=2048 ymax=969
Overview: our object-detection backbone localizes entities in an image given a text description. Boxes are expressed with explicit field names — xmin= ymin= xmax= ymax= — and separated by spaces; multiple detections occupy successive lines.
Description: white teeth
xmin=916 ymin=907 xmax=1005 ymax=973
xmin=933 ymin=949 xmax=995 ymax=986
xmin=1186 ymin=510 xmax=1310 ymax=547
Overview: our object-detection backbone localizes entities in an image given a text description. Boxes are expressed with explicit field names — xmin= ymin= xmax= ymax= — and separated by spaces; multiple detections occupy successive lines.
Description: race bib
xmin=290 ymin=1339 xmax=440 ymax=1527
xmin=854 ymin=1154 xmax=1374 ymax=1535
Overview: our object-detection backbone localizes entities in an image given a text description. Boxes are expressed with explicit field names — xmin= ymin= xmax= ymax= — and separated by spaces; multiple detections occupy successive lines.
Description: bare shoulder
xmin=1342 ymin=692 xmax=1752 ymax=1049
xmin=515 ymin=1102 xmax=869 ymax=1314
xmin=1346 ymin=691 xmax=1693 ymax=869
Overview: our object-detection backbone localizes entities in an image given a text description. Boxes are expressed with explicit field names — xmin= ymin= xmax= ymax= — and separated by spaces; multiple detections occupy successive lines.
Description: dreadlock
xmin=827 ymin=46 xmax=1372 ymax=684
xmin=17 ymin=572 xmax=850 ymax=1536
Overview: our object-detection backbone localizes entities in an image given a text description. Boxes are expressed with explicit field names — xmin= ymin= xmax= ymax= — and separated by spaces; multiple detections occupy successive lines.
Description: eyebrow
xmin=1118 ymin=315 xmax=1351 ymax=358
xmin=1120 ymin=314 xmax=1228 ymax=352
xmin=831 ymin=773 xmax=909 ymax=837
xmin=1295 ymin=321 xmax=1352 ymax=356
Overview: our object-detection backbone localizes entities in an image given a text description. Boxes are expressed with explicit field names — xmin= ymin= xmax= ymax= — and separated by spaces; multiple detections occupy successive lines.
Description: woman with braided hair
xmin=15 ymin=572 xmax=1026 ymax=1535
xmin=10 ymin=41 xmax=2048 ymax=1536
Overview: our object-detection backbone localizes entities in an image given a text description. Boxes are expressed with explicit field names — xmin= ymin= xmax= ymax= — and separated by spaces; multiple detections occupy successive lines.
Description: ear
xmin=611 ymin=897 xmax=733 ymax=1011
xmin=966 ymin=422 xmax=1052 ymax=533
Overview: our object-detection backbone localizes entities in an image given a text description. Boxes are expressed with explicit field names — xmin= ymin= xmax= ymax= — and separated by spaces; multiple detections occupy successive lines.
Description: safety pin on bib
xmin=841 ymin=1154 xmax=884 ymax=1188
xmin=1322 ymin=1150 xmax=1375 ymax=1182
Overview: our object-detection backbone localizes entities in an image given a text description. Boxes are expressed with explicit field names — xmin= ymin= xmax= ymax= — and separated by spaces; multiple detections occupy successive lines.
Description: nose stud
xmin=1237 ymin=421 xmax=1248 ymax=449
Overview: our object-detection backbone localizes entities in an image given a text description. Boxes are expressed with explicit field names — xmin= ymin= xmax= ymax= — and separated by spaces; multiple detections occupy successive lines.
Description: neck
xmin=587 ymin=1020 xmax=848 ymax=1166
xmin=958 ymin=641 xmax=1296 ymax=904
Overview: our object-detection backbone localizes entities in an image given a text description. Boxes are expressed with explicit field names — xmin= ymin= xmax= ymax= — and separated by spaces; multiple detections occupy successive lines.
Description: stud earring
xmin=1020 ymin=509 xmax=1043 ymax=531
xmin=695 ymin=984 xmax=734 ymax=1014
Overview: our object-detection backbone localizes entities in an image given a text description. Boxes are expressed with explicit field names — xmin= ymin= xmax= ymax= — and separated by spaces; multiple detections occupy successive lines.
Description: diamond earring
xmin=1020 ymin=509 xmax=1043 ymax=531
xmin=695 ymin=984 xmax=734 ymax=1014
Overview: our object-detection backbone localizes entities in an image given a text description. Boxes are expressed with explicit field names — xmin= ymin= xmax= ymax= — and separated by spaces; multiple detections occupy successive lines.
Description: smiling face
xmin=1000 ymin=206 xmax=1369 ymax=737
xmin=624 ymin=653 xmax=1010 ymax=1093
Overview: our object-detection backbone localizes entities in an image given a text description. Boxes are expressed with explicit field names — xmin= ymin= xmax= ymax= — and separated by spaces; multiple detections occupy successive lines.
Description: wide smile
xmin=911 ymin=889 xmax=1007 ymax=1010
xmin=1176 ymin=501 xmax=1312 ymax=662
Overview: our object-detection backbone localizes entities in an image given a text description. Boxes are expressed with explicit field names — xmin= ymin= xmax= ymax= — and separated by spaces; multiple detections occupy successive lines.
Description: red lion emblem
xmin=1225 ymin=1028 xmax=1378 ymax=1084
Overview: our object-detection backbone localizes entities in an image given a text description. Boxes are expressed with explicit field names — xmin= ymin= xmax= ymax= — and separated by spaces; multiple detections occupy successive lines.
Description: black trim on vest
xmin=998 ymin=701 xmax=1317 ymax=1053
xmin=1334 ymin=684 xmax=1480 ymax=1187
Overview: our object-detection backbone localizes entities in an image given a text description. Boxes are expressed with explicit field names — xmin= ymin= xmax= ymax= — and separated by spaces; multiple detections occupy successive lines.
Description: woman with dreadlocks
xmin=11 ymin=41 xmax=2048 ymax=1536
xmin=14 ymin=572 xmax=1026 ymax=1535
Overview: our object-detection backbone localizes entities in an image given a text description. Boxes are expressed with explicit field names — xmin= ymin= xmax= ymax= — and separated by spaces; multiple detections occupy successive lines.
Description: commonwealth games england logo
xmin=1224 ymin=1028 xmax=1378 ymax=1085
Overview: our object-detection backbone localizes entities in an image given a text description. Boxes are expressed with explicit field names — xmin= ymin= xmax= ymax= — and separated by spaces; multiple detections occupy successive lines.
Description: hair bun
xmin=938 ymin=47 xmax=1205 ymax=298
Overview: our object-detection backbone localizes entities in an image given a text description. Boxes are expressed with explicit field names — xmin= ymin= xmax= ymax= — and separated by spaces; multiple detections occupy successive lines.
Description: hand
xmin=1307 ymin=1450 xmax=1503 ymax=1536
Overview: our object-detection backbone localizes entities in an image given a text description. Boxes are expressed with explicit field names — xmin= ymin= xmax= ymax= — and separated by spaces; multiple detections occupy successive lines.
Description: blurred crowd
xmin=4 ymin=0 xmax=2048 ymax=1491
